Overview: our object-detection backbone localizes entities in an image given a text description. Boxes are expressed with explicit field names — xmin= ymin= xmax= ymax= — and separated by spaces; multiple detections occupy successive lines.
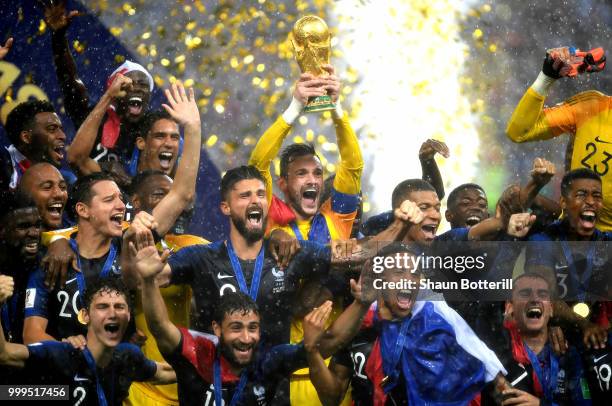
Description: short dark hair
xmin=83 ymin=277 xmax=130 ymax=311
xmin=220 ymin=165 xmax=265 ymax=200
xmin=5 ymin=100 xmax=56 ymax=146
xmin=0 ymin=190 xmax=37 ymax=222
xmin=129 ymin=169 xmax=169 ymax=196
xmin=213 ymin=292 xmax=260 ymax=325
xmin=137 ymin=110 xmax=177 ymax=139
xmin=279 ymin=143 xmax=318 ymax=178
xmin=67 ymin=172 xmax=117 ymax=221
xmin=391 ymin=179 xmax=436 ymax=209
xmin=560 ymin=168 xmax=601 ymax=197
xmin=447 ymin=183 xmax=486 ymax=209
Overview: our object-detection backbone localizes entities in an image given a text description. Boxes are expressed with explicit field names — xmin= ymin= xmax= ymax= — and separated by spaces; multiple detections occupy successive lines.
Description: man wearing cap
xmin=43 ymin=1 xmax=154 ymax=172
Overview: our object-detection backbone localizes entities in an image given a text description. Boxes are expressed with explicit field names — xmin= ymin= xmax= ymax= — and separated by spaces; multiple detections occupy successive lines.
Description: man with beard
xmin=17 ymin=163 xmax=68 ymax=231
xmin=525 ymin=169 xmax=610 ymax=356
xmin=249 ymin=67 xmax=363 ymax=243
xmin=307 ymin=243 xmax=506 ymax=406
xmin=130 ymin=165 xmax=334 ymax=343
xmin=24 ymin=81 xmax=201 ymax=344
xmin=42 ymin=1 xmax=154 ymax=173
xmin=481 ymin=273 xmax=591 ymax=406
xmin=0 ymin=277 xmax=175 ymax=404
xmin=1 ymin=100 xmax=74 ymax=192
xmin=67 ymin=76 xmax=180 ymax=180
xmin=131 ymin=226 xmax=375 ymax=406
xmin=0 ymin=192 xmax=41 ymax=344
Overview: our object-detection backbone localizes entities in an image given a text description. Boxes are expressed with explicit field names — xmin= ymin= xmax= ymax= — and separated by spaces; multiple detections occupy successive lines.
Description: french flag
xmin=366 ymin=301 xmax=506 ymax=406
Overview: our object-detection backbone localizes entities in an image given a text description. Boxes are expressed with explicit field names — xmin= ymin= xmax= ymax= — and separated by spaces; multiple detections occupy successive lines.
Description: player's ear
xmin=136 ymin=136 xmax=146 ymax=151
xmin=504 ymin=301 xmax=513 ymax=319
xmin=559 ymin=195 xmax=567 ymax=211
xmin=277 ymin=176 xmax=288 ymax=194
xmin=131 ymin=194 xmax=141 ymax=212
xmin=444 ymin=209 xmax=453 ymax=223
xmin=212 ymin=321 xmax=222 ymax=338
xmin=75 ymin=202 xmax=90 ymax=220
xmin=220 ymin=200 xmax=230 ymax=216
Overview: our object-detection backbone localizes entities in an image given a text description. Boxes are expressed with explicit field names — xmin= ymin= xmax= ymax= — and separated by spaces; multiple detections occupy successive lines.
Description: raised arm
xmin=0 ymin=276 xmax=30 ymax=367
xmin=66 ymin=74 xmax=132 ymax=175
xmin=130 ymin=228 xmax=181 ymax=354
xmin=419 ymin=139 xmax=448 ymax=200
xmin=151 ymin=82 xmax=201 ymax=237
xmin=322 ymin=65 xmax=364 ymax=197
xmin=43 ymin=1 xmax=90 ymax=127
xmin=248 ymin=74 xmax=326 ymax=202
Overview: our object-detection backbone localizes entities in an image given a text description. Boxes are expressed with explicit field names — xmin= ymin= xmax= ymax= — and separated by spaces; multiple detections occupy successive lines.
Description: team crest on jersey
xmin=271 ymin=267 xmax=285 ymax=293
xmin=253 ymin=385 xmax=266 ymax=404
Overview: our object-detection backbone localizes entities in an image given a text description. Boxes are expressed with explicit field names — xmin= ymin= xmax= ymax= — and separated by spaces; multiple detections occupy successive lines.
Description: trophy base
xmin=304 ymin=95 xmax=336 ymax=113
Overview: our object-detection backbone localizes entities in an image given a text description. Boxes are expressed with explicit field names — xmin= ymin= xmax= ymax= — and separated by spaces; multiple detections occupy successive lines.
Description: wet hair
xmin=279 ymin=143 xmax=319 ymax=178
xmin=83 ymin=277 xmax=130 ymax=311
xmin=67 ymin=172 xmax=116 ymax=221
xmin=137 ymin=110 xmax=177 ymax=139
xmin=391 ymin=179 xmax=436 ymax=209
xmin=220 ymin=165 xmax=265 ymax=201
xmin=213 ymin=292 xmax=260 ymax=325
xmin=560 ymin=168 xmax=601 ymax=197
xmin=0 ymin=191 xmax=37 ymax=222
xmin=447 ymin=183 xmax=486 ymax=209
xmin=5 ymin=100 xmax=56 ymax=146
xmin=129 ymin=169 xmax=169 ymax=196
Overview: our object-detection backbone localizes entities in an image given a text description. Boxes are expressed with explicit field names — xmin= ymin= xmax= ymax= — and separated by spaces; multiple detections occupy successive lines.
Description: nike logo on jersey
xmin=594 ymin=136 xmax=611 ymax=144
xmin=74 ymin=375 xmax=89 ymax=382
xmin=66 ymin=277 xmax=77 ymax=284
xmin=594 ymin=354 xmax=608 ymax=363
xmin=554 ymin=264 xmax=567 ymax=270
xmin=217 ymin=273 xmax=234 ymax=280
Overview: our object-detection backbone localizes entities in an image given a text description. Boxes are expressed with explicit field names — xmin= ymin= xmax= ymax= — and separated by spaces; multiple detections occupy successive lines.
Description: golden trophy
xmin=289 ymin=15 xmax=336 ymax=113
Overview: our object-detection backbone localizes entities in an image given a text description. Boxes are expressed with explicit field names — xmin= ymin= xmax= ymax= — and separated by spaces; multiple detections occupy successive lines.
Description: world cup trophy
xmin=289 ymin=15 xmax=336 ymax=113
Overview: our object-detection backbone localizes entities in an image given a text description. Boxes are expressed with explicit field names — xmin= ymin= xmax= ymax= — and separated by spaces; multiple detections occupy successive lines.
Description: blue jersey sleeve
xmin=26 ymin=341 xmax=73 ymax=369
xmin=167 ymin=244 xmax=210 ymax=285
xmin=287 ymin=241 xmax=331 ymax=279
xmin=261 ymin=342 xmax=307 ymax=378
xmin=360 ymin=211 xmax=393 ymax=237
xmin=24 ymin=268 xmax=50 ymax=319
xmin=331 ymin=187 xmax=361 ymax=215
xmin=435 ymin=228 xmax=470 ymax=242
xmin=565 ymin=347 xmax=592 ymax=405
xmin=117 ymin=343 xmax=158 ymax=381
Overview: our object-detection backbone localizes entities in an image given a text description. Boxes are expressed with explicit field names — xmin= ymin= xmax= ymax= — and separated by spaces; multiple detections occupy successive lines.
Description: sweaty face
xmin=282 ymin=155 xmax=324 ymax=220
xmin=137 ymin=119 xmax=180 ymax=175
xmin=403 ymin=191 xmax=441 ymax=243
xmin=28 ymin=112 xmax=66 ymax=166
xmin=509 ymin=277 xmax=552 ymax=335
xmin=133 ymin=174 xmax=172 ymax=213
xmin=216 ymin=310 xmax=260 ymax=368
xmin=382 ymin=255 xmax=421 ymax=319
xmin=85 ymin=290 xmax=130 ymax=348
xmin=79 ymin=180 xmax=126 ymax=238
xmin=224 ymin=179 xmax=268 ymax=244
xmin=446 ymin=188 xmax=488 ymax=228
xmin=114 ymin=71 xmax=152 ymax=123
xmin=562 ymin=178 xmax=603 ymax=238
xmin=20 ymin=164 xmax=68 ymax=230
xmin=1 ymin=207 xmax=42 ymax=262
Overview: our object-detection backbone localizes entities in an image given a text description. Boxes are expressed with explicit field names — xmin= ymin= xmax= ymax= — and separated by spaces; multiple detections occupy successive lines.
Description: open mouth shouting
xmin=23 ymin=238 xmax=39 ymax=255
xmin=396 ymin=289 xmax=414 ymax=311
xmin=103 ymin=321 xmax=122 ymax=341
xmin=525 ymin=306 xmax=543 ymax=319
xmin=110 ymin=212 xmax=125 ymax=231
xmin=420 ymin=223 xmax=438 ymax=241
xmin=465 ymin=215 xmax=482 ymax=227
xmin=233 ymin=342 xmax=255 ymax=361
xmin=51 ymin=143 xmax=65 ymax=163
xmin=578 ymin=209 xmax=597 ymax=230
xmin=158 ymin=151 xmax=174 ymax=171
xmin=301 ymin=186 xmax=319 ymax=210
xmin=245 ymin=206 xmax=263 ymax=229
xmin=127 ymin=96 xmax=144 ymax=116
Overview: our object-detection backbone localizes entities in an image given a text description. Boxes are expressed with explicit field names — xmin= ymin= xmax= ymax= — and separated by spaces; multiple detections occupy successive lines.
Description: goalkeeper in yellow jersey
xmin=249 ymin=65 xmax=363 ymax=244
xmin=506 ymin=46 xmax=610 ymax=229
